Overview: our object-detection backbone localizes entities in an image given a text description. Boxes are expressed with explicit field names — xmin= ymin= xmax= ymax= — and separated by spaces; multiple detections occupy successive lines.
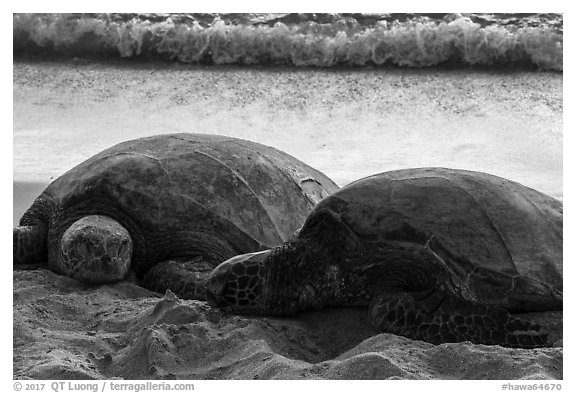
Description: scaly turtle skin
xmin=206 ymin=168 xmax=563 ymax=348
xmin=13 ymin=133 xmax=339 ymax=299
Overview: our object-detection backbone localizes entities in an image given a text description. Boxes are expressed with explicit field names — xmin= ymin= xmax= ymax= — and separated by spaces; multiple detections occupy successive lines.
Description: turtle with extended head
xmin=13 ymin=133 xmax=339 ymax=299
xmin=206 ymin=167 xmax=563 ymax=348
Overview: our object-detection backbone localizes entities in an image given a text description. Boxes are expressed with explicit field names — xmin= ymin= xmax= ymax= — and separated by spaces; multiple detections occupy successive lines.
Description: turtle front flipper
xmin=142 ymin=257 xmax=216 ymax=300
xmin=13 ymin=225 xmax=48 ymax=266
xmin=369 ymin=289 xmax=549 ymax=348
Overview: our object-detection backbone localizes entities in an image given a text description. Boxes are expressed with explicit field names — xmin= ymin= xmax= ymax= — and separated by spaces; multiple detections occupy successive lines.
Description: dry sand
xmin=13 ymin=59 xmax=562 ymax=380
xmin=13 ymin=270 xmax=562 ymax=380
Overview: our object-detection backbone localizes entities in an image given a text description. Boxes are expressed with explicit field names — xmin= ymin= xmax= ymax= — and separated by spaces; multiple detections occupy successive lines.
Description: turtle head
xmin=207 ymin=237 xmax=336 ymax=316
xmin=58 ymin=215 xmax=133 ymax=284
xmin=206 ymin=209 xmax=356 ymax=315
xmin=206 ymin=250 xmax=270 ymax=314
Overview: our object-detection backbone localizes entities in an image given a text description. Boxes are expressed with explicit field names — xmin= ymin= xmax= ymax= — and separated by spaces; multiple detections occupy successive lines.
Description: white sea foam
xmin=13 ymin=13 xmax=563 ymax=70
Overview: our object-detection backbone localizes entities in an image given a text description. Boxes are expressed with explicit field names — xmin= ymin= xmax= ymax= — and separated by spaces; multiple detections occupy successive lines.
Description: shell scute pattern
xmin=206 ymin=168 xmax=562 ymax=348
xmin=13 ymin=133 xmax=339 ymax=300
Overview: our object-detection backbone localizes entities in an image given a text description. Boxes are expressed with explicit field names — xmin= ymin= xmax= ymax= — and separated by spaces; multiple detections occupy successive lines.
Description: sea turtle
xmin=206 ymin=167 xmax=563 ymax=348
xmin=13 ymin=133 xmax=339 ymax=299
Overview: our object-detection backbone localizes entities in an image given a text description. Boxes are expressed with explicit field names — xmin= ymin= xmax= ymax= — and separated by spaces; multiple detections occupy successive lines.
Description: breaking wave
xmin=13 ymin=13 xmax=562 ymax=70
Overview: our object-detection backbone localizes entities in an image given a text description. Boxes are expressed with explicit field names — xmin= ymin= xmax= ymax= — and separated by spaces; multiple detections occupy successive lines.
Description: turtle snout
xmin=206 ymin=260 xmax=232 ymax=307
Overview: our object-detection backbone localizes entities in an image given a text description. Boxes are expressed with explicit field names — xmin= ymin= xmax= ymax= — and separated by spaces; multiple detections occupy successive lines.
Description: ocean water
xmin=13 ymin=13 xmax=562 ymax=70
xmin=12 ymin=13 xmax=563 ymax=226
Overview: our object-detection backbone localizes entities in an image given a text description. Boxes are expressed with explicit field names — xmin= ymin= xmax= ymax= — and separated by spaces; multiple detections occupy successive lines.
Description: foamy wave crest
xmin=13 ymin=14 xmax=562 ymax=70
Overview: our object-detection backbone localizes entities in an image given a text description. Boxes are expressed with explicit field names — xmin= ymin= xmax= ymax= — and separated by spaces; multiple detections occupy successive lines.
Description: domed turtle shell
xmin=312 ymin=167 xmax=562 ymax=311
xmin=21 ymin=133 xmax=339 ymax=277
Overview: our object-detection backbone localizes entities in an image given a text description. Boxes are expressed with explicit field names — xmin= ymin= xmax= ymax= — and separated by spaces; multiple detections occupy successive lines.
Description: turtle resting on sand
xmin=13 ymin=133 xmax=339 ymax=299
xmin=207 ymin=168 xmax=563 ymax=348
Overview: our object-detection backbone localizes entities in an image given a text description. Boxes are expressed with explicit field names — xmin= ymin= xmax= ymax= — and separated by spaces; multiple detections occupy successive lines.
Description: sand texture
xmin=13 ymin=60 xmax=562 ymax=380
xmin=13 ymin=270 xmax=562 ymax=380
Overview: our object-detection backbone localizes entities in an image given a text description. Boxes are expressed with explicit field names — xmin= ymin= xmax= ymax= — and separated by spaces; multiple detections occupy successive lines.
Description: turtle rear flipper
xmin=13 ymin=225 xmax=48 ymax=266
xmin=369 ymin=289 xmax=549 ymax=348
xmin=142 ymin=257 xmax=217 ymax=300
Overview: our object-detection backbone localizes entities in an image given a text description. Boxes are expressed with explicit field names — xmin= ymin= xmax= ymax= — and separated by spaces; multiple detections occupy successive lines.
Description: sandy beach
xmin=13 ymin=59 xmax=562 ymax=380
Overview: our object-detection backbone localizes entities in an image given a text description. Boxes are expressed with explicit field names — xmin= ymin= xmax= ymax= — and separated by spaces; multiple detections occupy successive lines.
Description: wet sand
xmin=13 ymin=59 xmax=563 ymax=380
xmin=13 ymin=60 xmax=562 ymax=190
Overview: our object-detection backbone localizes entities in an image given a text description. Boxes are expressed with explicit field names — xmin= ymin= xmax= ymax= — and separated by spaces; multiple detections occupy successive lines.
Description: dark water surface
xmin=13 ymin=13 xmax=562 ymax=70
